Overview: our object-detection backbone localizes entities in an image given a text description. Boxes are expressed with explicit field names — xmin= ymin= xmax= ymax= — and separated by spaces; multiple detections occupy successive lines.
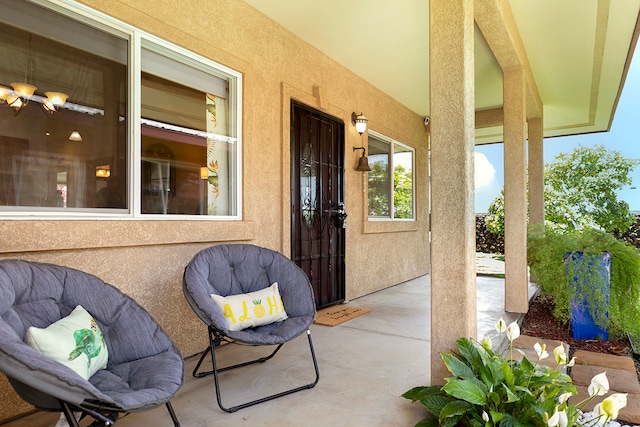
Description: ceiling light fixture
xmin=7 ymin=37 xmax=37 ymax=115
xmin=0 ymin=85 xmax=11 ymax=102
xmin=95 ymin=165 xmax=111 ymax=178
xmin=2 ymin=35 xmax=68 ymax=117
xmin=1 ymin=84 xmax=25 ymax=114
xmin=68 ymin=130 xmax=82 ymax=141
xmin=42 ymin=91 xmax=69 ymax=118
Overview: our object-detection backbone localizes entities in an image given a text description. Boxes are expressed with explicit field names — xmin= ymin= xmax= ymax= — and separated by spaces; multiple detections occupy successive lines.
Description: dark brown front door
xmin=290 ymin=101 xmax=346 ymax=309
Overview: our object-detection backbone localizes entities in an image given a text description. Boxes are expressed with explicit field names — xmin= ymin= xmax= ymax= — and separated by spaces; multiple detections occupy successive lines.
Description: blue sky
xmin=475 ymin=46 xmax=640 ymax=214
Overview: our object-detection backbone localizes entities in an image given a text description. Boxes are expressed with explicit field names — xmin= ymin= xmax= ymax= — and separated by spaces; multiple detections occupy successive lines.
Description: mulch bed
xmin=521 ymin=293 xmax=632 ymax=356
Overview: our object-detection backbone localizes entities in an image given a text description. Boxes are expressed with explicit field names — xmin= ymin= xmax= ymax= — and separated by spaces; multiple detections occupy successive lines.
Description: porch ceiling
xmin=243 ymin=0 xmax=640 ymax=144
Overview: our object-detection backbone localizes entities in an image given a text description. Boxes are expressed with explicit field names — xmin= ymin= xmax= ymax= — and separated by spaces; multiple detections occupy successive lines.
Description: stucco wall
xmin=0 ymin=0 xmax=430 ymax=421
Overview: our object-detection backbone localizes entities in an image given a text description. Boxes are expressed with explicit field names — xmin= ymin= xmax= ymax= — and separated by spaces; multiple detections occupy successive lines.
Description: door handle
xmin=326 ymin=203 xmax=347 ymax=228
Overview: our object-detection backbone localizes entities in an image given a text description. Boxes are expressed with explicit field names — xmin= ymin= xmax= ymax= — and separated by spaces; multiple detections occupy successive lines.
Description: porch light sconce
xmin=351 ymin=112 xmax=368 ymax=135
xmin=353 ymin=147 xmax=371 ymax=171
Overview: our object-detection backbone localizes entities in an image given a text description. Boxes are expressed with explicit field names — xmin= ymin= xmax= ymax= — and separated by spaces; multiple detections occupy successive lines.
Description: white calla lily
xmin=505 ymin=321 xmax=520 ymax=342
xmin=588 ymin=372 xmax=610 ymax=397
xmin=495 ymin=318 xmax=507 ymax=333
xmin=547 ymin=407 xmax=568 ymax=427
xmin=599 ymin=393 xmax=628 ymax=420
xmin=553 ymin=344 xmax=567 ymax=365
xmin=534 ymin=342 xmax=549 ymax=360
xmin=610 ymin=392 xmax=628 ymax=408
xmin=481 ymin=336 xmax=492 ymax=351
xmin=558 ymin=392 xmax=573 ymax=404
xmin=557 ymin=409 xmax=568 ymax=427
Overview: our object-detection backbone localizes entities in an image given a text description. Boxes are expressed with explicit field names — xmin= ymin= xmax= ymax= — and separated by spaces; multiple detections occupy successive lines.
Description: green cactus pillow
xmin=24 ymin=305 xmax=109 ymax=380
xmin=211 ymin=282 xmax=288 ymax=332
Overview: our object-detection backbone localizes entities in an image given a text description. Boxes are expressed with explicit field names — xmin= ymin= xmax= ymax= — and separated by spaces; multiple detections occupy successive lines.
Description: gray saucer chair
xmin=183 ymin=244 xmax=319 ymax=413
xmin=0 ymin=259 xmax=184 ymax=426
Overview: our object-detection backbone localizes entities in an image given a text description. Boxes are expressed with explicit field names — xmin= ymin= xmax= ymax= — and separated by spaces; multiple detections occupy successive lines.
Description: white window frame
xmin=0 ymin=0 xmax=243 ymax=220
xmin=367 ymin=130 xmax=415 ymax=221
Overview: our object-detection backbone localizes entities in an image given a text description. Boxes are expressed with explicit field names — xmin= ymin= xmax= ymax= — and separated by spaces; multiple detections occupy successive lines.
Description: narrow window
xmin=140 ymin=44 xmax=238 ymax=216
xmin=367 ymin=131 xmax=414 ymax=220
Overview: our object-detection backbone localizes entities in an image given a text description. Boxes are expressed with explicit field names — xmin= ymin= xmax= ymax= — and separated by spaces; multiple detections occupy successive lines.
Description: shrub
xmin=527 ymin=223 xmax=640 ymax=339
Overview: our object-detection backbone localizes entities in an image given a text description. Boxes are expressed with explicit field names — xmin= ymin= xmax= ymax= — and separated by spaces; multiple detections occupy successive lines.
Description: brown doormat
xmin=314 ymin=306 xmax=371 ymax=326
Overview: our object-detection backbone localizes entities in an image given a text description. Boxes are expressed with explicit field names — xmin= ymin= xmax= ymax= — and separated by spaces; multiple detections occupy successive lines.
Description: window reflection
xmin=140 ymin=48 xmax=237 ymax=216
xmin=0 ymin=3 xmax=128 ymax=211
xmin=0 ymin=1 xmax=240 ymax=218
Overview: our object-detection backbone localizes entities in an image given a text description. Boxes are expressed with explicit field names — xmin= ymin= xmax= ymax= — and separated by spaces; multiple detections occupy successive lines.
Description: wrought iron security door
xmin=291 ymin=102 xmax=345 ymax=309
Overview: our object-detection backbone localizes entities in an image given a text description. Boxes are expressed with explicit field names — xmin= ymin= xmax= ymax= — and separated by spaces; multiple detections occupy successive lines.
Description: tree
xmin=368 ymin=162 xmax=413 ymax=218
xmin=485 ymin=145 xmax=639 ymax=235
xmin=368 ymin=161 xmax=390 ymax=217
xmin=393 ymin=165 xmax=413 ymax=218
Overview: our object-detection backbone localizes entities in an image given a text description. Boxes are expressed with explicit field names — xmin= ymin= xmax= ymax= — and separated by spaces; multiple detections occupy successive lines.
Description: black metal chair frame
xmin=56 ymin=399 xmax=179 ymax=427
xmin=192 ymin=324 xmax=320 ymax=413
xmin=2 ymin=345 xmax=181 ymax=427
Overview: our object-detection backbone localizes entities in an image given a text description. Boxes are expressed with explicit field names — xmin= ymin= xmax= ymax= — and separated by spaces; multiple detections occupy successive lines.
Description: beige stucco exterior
xmin=0 ymin=0 xmax=430 ymax=420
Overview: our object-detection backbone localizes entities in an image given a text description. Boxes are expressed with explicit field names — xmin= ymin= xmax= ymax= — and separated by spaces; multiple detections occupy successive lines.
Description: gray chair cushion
xmin=183 ymin=244 xmax=316 ymax=345
xmin=0 ymin=259 xmax=184 ymax=412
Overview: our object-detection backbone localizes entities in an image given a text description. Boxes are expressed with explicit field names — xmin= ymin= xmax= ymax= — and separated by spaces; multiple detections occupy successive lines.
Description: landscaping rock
xmin=615 ymin=213 xmax=640 ymax=249
xmin=476 ymin=214 xmax=504 ymax=254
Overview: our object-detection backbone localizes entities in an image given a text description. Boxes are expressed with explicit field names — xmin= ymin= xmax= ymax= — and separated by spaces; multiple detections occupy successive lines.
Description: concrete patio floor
xmin=3 ymin=268 xmax=539 ymax=427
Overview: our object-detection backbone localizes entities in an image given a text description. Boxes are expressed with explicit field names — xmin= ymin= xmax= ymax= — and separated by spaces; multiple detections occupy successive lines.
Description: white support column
xmin=430 ymin=0 xmax=476 ymax=384
xmin=503 ymin=68 xmax=529 ymax=313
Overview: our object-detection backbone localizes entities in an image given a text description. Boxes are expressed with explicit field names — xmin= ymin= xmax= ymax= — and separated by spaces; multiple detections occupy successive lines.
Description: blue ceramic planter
xmin=565 ymin=251 xmax=611 ymax=340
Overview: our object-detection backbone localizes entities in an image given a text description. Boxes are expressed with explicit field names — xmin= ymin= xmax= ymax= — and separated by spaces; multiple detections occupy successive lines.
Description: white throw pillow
xmin=25 ymin=305 xmax=109 ymax=380
xmin=211 ymin=282 xmax=288 ymax=332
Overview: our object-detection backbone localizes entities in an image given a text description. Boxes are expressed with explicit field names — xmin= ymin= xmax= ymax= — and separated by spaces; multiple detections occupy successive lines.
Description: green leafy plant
xmin=528 ymin=223 xmax=640 ymax=339
xmin=402 ymin=319 xmax=628 ymax=426
xmin=484 ymin=187 xmax=506 ymax=236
